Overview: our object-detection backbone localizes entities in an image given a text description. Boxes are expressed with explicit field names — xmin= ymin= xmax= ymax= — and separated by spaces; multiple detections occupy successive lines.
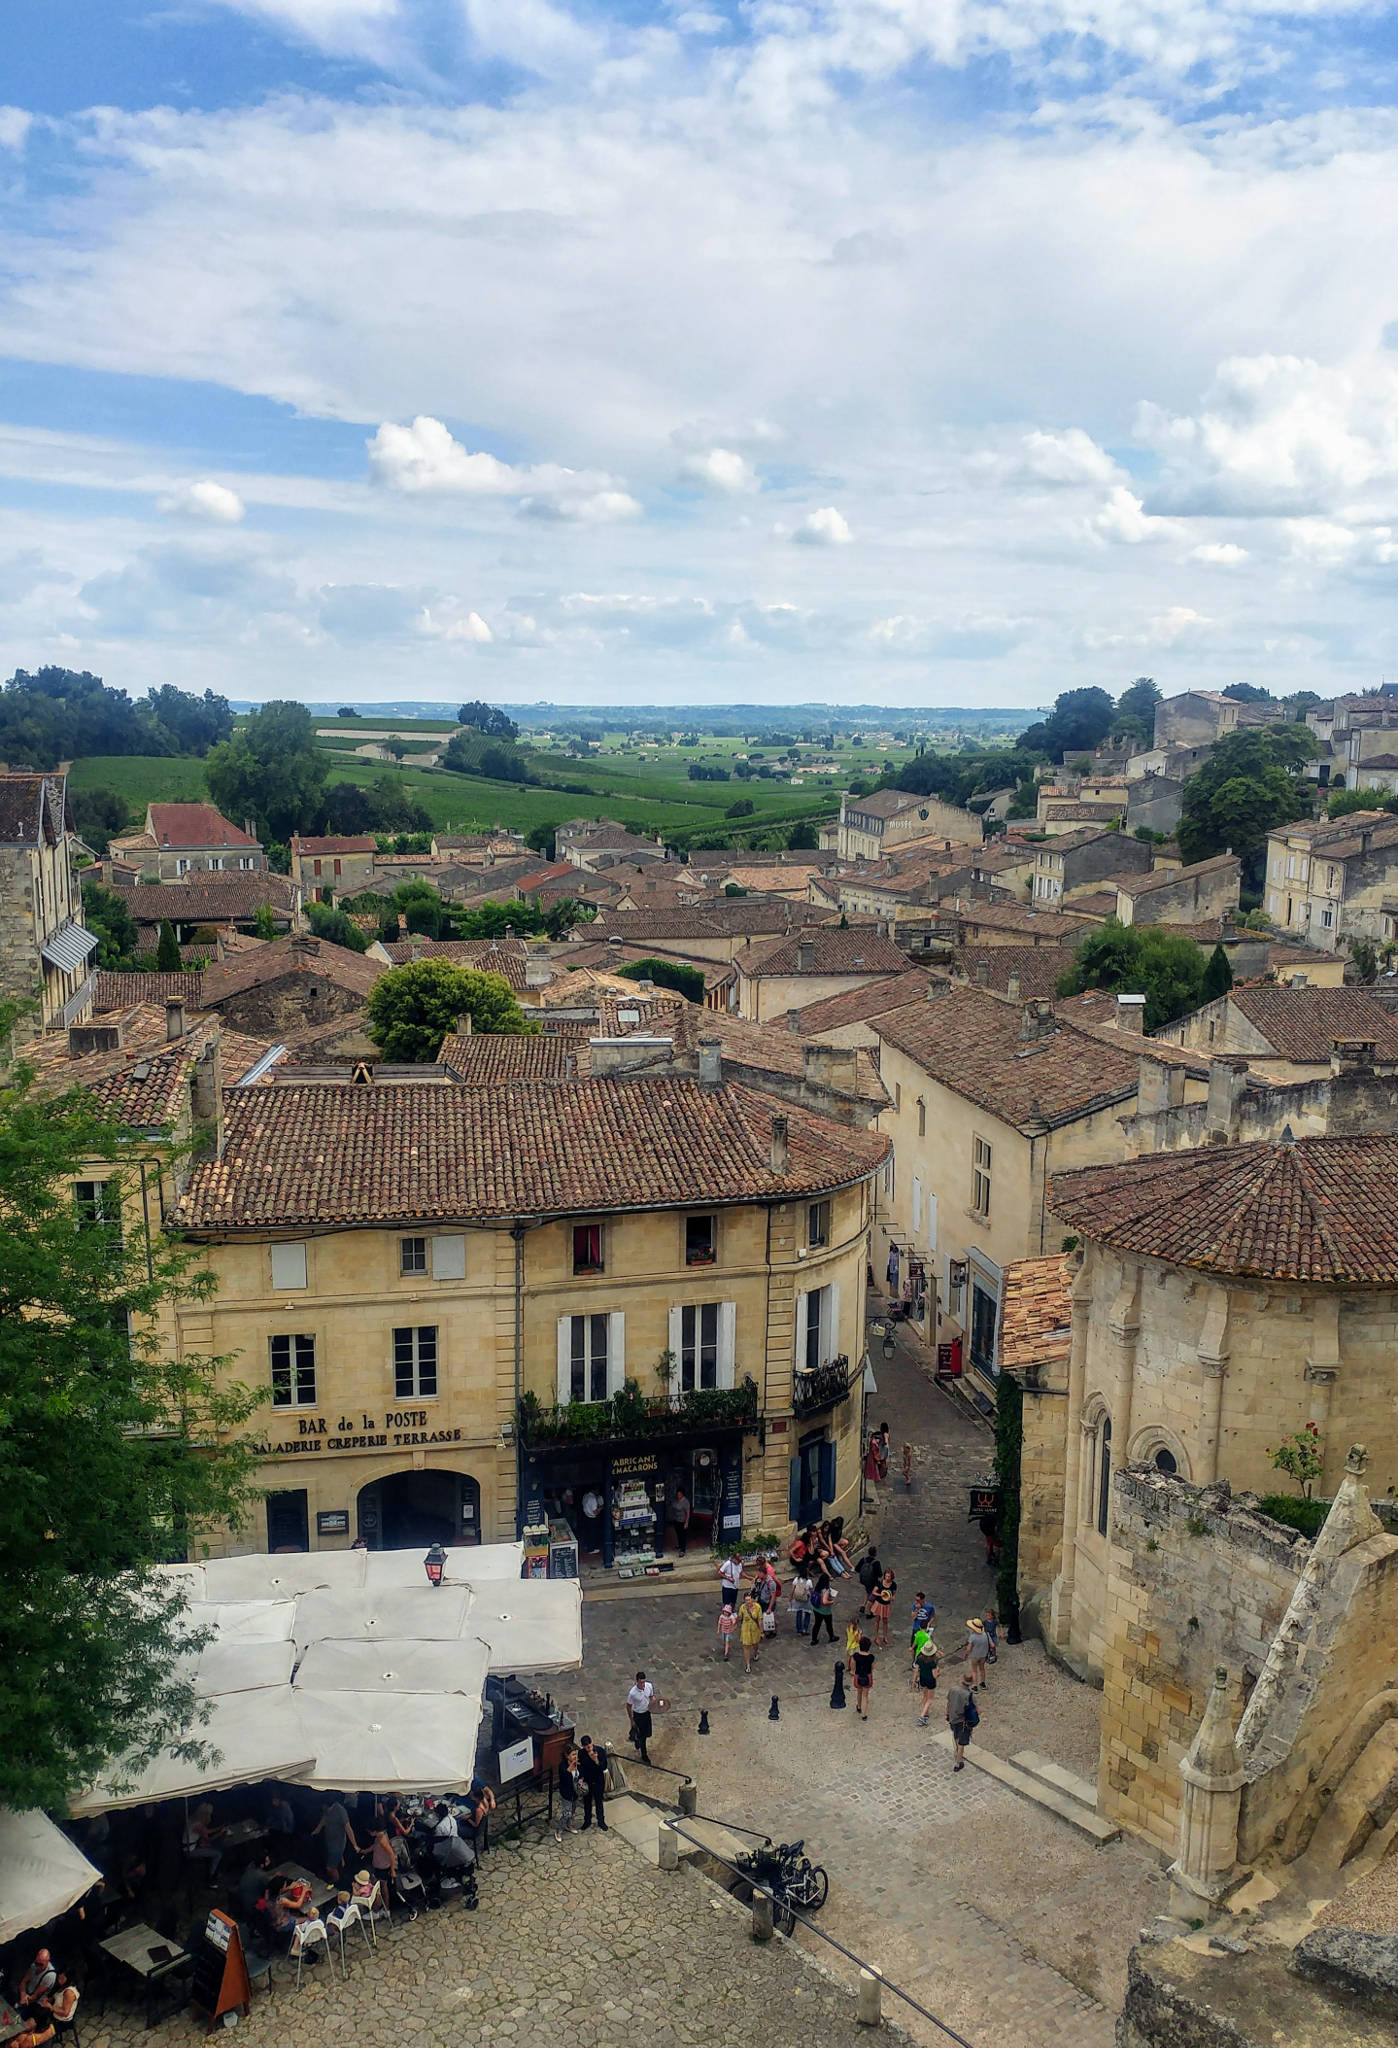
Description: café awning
xmin=0 ymin=1812 xmax=101 ymax=1944
xmin=473 ymin=1582 xmax=582 ymax=1675
xmin=70 ymin=1689 xmax=316 ymax=1814
xmin=294 ymin=1635 xmax=491 ymax=1697
xmin=290 ymin=1691 xmax=482 ymax=1797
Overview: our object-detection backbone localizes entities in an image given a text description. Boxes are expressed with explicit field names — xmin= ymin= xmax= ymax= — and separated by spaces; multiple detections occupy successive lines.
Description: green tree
xmin=726 ymin=798 xmax=755 ymax=819
xmin=1327 ymin=785 xmax=1398 ymax=820
xmin=786 ymin=820 xmax=820 ymax=850
xmin=1176 ymin=725 xmax=1316 ymax=881
xmin=543 ymin=898 xmax=593 ymax=941
xmin=1018 ymin=687 xmax=1116 ymax=762
xmin=70 ymin=786 xmax=130 ymax=855
xmin=81 ymin=882 xmax=139 ymax=969
xmin=252 ymin=903 xmax=278 ymax=941
xmin=1055 ymin=919 xmax=1207 ymax=1030
xmin=204 ymin=700 xmax=329 ymax=842
xmin=155 ymin=920 xmax=182 ymax=972
xmin=304 ymin=900 xmax=369 ymax=953
xmin=1221 ymin=682 xmax=1273 ymax=703
xmin=0 ymin=1067 xmax=259 ymax=1809
xmin=365 ymin=961 xmax=533 ymax=1061
xmin=525 ymin=823 xmax=556 ymax=861
xmin=377 ymin=904 xmax=401 ymax=944
xmin=1351 ymin=939 xmax=1380 ymax=985
xmin=617 ymin=957 xmax=706 ymax=1003
xmin=457 ymin=701 xmax=519 ymax=740
xmin=1201 ymin=942 xmax=1233 ymax=1003
xmin=1112 ymin=676 xmax=1160 ymax=745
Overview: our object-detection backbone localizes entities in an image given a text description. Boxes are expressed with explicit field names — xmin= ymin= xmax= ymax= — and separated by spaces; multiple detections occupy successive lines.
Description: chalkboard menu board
xmin=190 ymin=1910 xmax=250 ymax=2029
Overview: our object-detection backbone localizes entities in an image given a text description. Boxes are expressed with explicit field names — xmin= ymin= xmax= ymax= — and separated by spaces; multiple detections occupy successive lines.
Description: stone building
xmin=110 ymin=802 xmax=264 ymax=880
xmin=834 ymin=788 xmax=982 ymax=860
xmin=290 ymin=833 xmax=376 ymax=901
xmin=197 ymin=932 xmax=384 ymax=1054
xmin=868 ymin=985 xmax=1207 ymax=1389
xmin=1114 ymin=854 xmax=1241 ymax=928
xmin=117 ymin=871 xmax=299 ymax=942
xmin=1025 ymin=1134 xmax=1398 ymax=1681
xmin=1031 ymin=826 xmax=1152 ymax=907
xmin=168 ymin=1065 xmax=887 ymax=1555
xmin=1265 ymin=811 xmax=1398 ymax=953
xmin=1153 ymin=982 xmax=1398 ymax=1077
xmin=731 ymin=926 xmax=910 ymax=1022
xmin=0 ymin=767 xmax=96 ymax=1036
xmin=1152 ymin=691 xmax=1271 ymax=750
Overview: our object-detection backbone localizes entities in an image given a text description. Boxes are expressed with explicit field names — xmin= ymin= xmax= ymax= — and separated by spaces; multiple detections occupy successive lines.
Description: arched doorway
xmin=357 ymin=1469 xmax=482 ymax=1549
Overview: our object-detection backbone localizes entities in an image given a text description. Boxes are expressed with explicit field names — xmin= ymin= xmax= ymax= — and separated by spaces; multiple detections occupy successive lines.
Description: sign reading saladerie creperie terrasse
xmin=257 ymin=1409 xmax=464 ymax=1455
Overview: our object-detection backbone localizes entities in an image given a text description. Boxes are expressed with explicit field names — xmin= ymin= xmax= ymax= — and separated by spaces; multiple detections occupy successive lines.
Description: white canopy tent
xmin=184 ymin=1638 xmax=297 ymax=1697
xmin=0 ymin=1812 xmax=101 ymax=1945
xmin=70 ymin=1689 xmax=317 ymax=1815
xmin=291 ymin=1585 xmax=475 ymax=1653
xmin=472 ymin=1583 xmax=583 ymax=1675
xmin=289 ymin=1691 xmax=484 ymax=1796
xmin=294 ymin=1637 xmax=491 ymax=1696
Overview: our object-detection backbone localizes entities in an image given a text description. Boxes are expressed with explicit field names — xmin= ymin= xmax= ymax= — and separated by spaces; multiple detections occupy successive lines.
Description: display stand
xmin=189 ymin=1909 xmax=251 ymax=2031
xmin=612 ymin=1474 xmax=659 ymax=1573
xmin=547 ymin=1517 xmax=579 ymax=1579
xmin=522 ymin=1522 xmax=549 ymax=1579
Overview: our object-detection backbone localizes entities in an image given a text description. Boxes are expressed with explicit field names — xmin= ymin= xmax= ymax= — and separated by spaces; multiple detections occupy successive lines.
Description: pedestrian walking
xmin=958 ymin=1617 xmax=991 ymax=1690
xmin=755 ymin=1559 xmax=781 ymax=1637
xmin=852 ymin=1636 xmax=876 ymax=1720
xmin=875 ymin=1422 xmax=891 ymax=1482
xmin=577 ymin=1737 xmax=609 ymax=1830
xmin=669 ymin=1485 xmax=691 ymax=1556
xmin=946 ymin=1669 xmax=979 ymax=1770
xmin=855 ymin=1546 xmax=881 ymax=1615
xmin=555 ymin=1746 xmax=579 ymax=1840
xmin=982 ymin=1605 xmax=999 ymax=1663
xmin=789 ymin=1568 xmax=813 ymax=1636
xmin=809 ymin=1572 xmax=837 ymax=1645
xmin=909 ymin=1590 xmax=936 ymax=1645
xmin=718 ymin=1550 xmax=744 ymax=1609
xmin=738 ymin=1590 xmax=764 ymax=1674
xmin=862 ymin=1434 xmax=883 ymax=1498
xmin=844 ymin=1614 xmax=862 ymax=1670
xmin=870 ymin=1568 xmax=897 ymax=1647
xmin=915 ymin=1638 xmax=941 ymax=1725
xmin=626 ymin=1670 xmax=656 ymax=1763
xmin=717 ymin=1602 xmax=738 ymax=1659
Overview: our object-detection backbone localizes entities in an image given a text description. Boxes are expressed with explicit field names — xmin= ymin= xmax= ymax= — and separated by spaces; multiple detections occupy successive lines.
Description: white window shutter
xmin=608 ymin=1311 xmax=626 ymax=1397
xmin=270 ymin=1242 xmax=307 ymax=1290
xmin=432 ymin=1233 xmax=466 ymax=1281
xmin=557 ymin=1317 xmax=572 ymax=1405
xmin=667 ymin=1304 xmax=683 ymax=1400
xmin=926 ymin=1194 xmax=938 ymax=1253
xmin=717 ymin=1300 xmax=736 ymax=1389
xmin=912 ymin=1176 xmax=922 ymax=1234
xmin=794 ymin=1288 xmax=809 ymax=1370
xmin=825 ymin=1281 xmax=841 ymax=1360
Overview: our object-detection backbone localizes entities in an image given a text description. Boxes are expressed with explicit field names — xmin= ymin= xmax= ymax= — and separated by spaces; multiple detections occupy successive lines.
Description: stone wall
xmin=1098 ymin=1470 xmax=1305 ymax=1853
xmin=1018 ymin=1381 xmax=1068 ymax=1614
xmin=214 ymin=972 xmax=369 ymax=1041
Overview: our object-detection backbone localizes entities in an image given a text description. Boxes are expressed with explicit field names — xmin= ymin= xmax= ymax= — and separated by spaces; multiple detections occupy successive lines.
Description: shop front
xmin=518 ymin=1427 xmax=750 ymax=1572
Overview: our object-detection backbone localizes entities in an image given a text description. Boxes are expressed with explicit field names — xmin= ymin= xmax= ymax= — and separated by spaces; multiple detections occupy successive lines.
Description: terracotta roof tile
xmin=873 ymin=984 xmax=1141 ymax=1130
xmin=119 ymin=874 xmax=297 ymax=923
xmin=176 ymin=1075 xmax=891 ymax=1230
xmin=148 ymin=803 xmax=257 ymax=848
xmin=438 ymin=1032 xmax=577 ymax=1081
xmin=589 ymin=900 xmax=829 ymax=941
xmin=1116 ymin=855 xmax=1239 ymax=898
xmin=199 ymin=933 xmax=384 ymax=1006
xmin=947 ymin=947 xmax=1081 ymax=1000
xmin=291 ymin=835 xmax=377 ymax=855
xmin=999 ymin=1255 xmax=1073 ymax=1376
xmin=27 ymin=1007 xmax=277 ymax=1121
xmin=952 ymin=900 xmax=1094 ymax=941
xmin=1051 ymin=1136 xmax=1398 ymax=1283
xmin=94 ymin=969 xmax=205 ymax=1012
xmin=1225 ymin=985 xmax=1398 ymax=1063
xmin=375 ymin=938 xmax=528 ymax=989
xmin=788 ymin=971 xmax=932 ymax=1035
xmin=734 ymin=928 xmax=909 ymax=978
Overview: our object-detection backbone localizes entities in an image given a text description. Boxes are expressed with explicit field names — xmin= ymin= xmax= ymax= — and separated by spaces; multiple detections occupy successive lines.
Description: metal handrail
xmin=665 ymin=1818 xmax=976 ymax=2048
xmin=629 ymin=1757 xmax=693 ymax=1786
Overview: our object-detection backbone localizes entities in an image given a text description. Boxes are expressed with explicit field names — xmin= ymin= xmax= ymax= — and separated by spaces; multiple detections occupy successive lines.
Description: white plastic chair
xmin=290 ymin=1916 xmax=338 ymax=1987
xmin=326 ymin=1897 xmax=375 ymax=1972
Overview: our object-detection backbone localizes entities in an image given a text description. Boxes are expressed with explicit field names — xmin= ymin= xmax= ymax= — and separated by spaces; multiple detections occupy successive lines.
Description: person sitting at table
xmin=39 ymin=1976 xmax=79 ymax=2040
xmin=182 ymin=1803 xmax=227 ymax=1881
xmin=17 ymin=1950 xmax=56 ymax=2017
xmin=236 ymin=1850 xmax=276 ymax=1919
xmin=13 ymin=2022 xmax=54 ymax=2048
xmin=278 ymin=1874 xmax=315 ymax=1921
xmin=256 ymin=1888 xmax=297 ymax=1954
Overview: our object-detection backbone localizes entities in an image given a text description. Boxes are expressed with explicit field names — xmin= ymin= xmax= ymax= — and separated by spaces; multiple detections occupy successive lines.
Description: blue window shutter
xmin=788 ymin=1458 xmax=802 ymax=1523
xmin=819 ymin=1440 xmax=837 ymax=1505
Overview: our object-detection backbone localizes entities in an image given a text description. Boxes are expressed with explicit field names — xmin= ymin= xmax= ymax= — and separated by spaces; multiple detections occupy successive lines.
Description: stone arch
xmin=1277 ymin=1685 xmax=1398 ymax=1867
xmin=1081 ymin=1395 xmax=1113 ymax=1535
xmin=1128 ymin=1425 xmax=1191 ymax=1481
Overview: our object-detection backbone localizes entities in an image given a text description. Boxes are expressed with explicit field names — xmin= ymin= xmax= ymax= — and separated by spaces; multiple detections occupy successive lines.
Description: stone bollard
xmin=678 ymin=1781 xmax=697 ymax=1817
xmin=751 ymin=1889 xmax=774 ymax=1942
xmin=856 ymin=1968 xmax=883 ymax=2026
xmin=658 ymin=1823 xmax=679 ymax=1873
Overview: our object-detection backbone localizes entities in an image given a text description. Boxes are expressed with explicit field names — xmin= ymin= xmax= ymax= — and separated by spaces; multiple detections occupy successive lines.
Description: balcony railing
xmin=793 ymin=1353 xmax=854 ymax=1419
xmin=519 ymin=1374 xmax=759 ymax=1449
xmin=51 ymin=971 xmax=97 ymax=1031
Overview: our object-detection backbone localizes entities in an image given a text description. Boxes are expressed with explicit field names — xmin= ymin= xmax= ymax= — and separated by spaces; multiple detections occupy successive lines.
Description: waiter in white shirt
xmin=625 ymin=1671 xmax=656 ymax=1763
xmin=718 ymin=1551 xmax=744 ymax=1610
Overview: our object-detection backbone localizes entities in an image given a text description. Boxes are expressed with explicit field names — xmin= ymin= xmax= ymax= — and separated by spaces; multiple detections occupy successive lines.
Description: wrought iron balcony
xmin=793 ymin=1353 xmax=854 ymax=1419
xmin=518 ymin=1374 xmax=759 ymax=1449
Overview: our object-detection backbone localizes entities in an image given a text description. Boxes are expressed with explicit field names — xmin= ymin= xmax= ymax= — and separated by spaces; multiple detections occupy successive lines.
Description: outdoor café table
xmin=221 ymin=1819 xmax=267 ymax=1852
xmin=98 ymin=1923 xmax=192 ymax=2028
xmin=0 ymin=2001 xmax=29 ymax=2044
xmin=273 ymin=1863 xmax=337 ymax=1912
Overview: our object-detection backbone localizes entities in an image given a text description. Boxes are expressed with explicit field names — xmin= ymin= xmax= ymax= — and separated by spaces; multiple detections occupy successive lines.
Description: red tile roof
xmin=734 ymin=929 xmax=910 ymax=979
xmin=199 ymin=933 xmax=384 ymax=1006
xmin=148 ymin=803 xmax=258 ymax=848
xmin=1225 ymin=985 xmax=1398 ymax=1063
xmin=375 ymin=938 xmax=528 ymax=990
xmin=94 ymin=969 xmax=205 ymax=1012
xmin=176 ymin=1075 xmax=891 ymax=1230
xmin=873 ymin=984 xmax=1142 ymax=1130
xmin=438 ymin=1032 xmax=577 ymax=1080
xmin=947 ymin=947 xmax=1081 ymax=1000
xmin=120 ymin=875 xmax=297 ymax=923
xmin=291 ymin=835 xmax=377 ymax=855
xmin=788 ymin=971 xmax=932 ymax=1035
xmin=27 ymin=1007 xmax=276 ymax=1121
xmin=1051 ymin=1137 xmax=1398 ymax=1283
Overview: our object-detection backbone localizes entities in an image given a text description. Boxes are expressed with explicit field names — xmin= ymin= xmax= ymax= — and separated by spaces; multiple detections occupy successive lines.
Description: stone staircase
xmin=930 ymin=1734 xmax=1122 ymax=1843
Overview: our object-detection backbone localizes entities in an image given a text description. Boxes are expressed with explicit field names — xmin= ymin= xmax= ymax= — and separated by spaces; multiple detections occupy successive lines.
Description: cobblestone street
xmin=526 ymin=1326 xmax=1172 ymax=2047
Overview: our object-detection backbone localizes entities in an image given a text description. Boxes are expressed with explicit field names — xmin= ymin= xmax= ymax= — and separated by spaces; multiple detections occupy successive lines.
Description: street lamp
xmin=423 ymin=1542 xmax=447 ymax=1588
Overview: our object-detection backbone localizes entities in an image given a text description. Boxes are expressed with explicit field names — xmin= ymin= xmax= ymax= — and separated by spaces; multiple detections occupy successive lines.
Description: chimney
xmin=191 ymin=1032 xmax=225 ymax=1160
xmin=1137 ymin=1054 xmax=1185 ymax=1116
xmin=770 ymin=1113 xmax=789 ymax=1175
xmin=1331 ymin=1037 xmax=1376 ymax=1074
xmin=1006 ymin=973 xmax=1021 ymax=1001
xmin=1205 ymin=1055 xmax=1249 ymax=1140
xmin=698 ymin=1041 xmax=723 ymax=1088
xmin=244 ymin=818 xmax=256 ymax=841
xmin=797 ymin=938 xmax=815 ymax=973
xmin=1115 ymin=992 xmax=1147 ymax=1033
xmin=1019 ymin=997 xmax=1056 ymax=1042
xmin=68 ymin=1020 xmax=123 ymax=1057
xmin=1288 ymin=972 xmax=1308 ymax=988
xmin=524 ymin=948 xmax=553 ymax=989
xmin=803 ymin=1042 xmax=858 ymax=1097
xmin=456 ymin=1012 xmax=473 ymax=1038
xmin=165 ymin=996 xmax=186 ymax=1041
xmin=975 ymin=960 xmax=990 ymax=986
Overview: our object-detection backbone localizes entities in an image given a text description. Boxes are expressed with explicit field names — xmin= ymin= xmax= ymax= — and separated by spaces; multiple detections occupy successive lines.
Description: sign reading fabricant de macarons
xmin=256 ymin=1410 xmax=468 ymax=1457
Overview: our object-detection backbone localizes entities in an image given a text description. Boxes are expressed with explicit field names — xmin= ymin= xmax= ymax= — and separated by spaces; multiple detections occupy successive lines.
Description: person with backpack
xmin=855 ymin=1547 xmax=881 ymax=1617
xmin=945 ymin=1668 xmax=979 ymax=1769
xmin=754 ymin=1558 xmax=782 ymax=1637
xmin=809 ymin=1571 xmax=837 ymax=1645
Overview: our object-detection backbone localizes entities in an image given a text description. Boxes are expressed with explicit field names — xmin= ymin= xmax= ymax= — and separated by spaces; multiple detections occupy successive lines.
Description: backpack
xmin=965 ymin=1695 xmax=980 ymax=1729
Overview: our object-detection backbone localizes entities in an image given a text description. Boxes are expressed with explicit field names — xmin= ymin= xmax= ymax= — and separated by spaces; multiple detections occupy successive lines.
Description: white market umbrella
xmin=0 ymin=1812 xmax=101 ymax=1943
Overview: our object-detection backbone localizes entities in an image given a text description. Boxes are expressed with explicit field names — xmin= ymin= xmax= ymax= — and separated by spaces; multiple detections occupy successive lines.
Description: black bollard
xmin=768 ymin=1695 xmax=780 ymax=1721
xmin=698 ymin=1708 xmax=711 ymax=1735
xmin=830 ymin=1662 xmax=847 ymax=1710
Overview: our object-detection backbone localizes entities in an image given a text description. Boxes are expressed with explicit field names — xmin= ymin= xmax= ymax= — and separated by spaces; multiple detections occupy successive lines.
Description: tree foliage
xmin=786 ymin=820 xmax=820 ymax=849
xmin=321 ymin=774 xmax=432 ymax=837
xmin=205 ymin=700 xmax=328 ymax=842
xmin=0 ymin=1068 xmax=259 ymax=1809
xmin=1201 ymin=942 xmax=1233 ymax=1003
xmin=1055 ymin=919 xmax=1206 ymax=1030
xmin=457 ymin=701 xmax=519 ymax=740
xmin=0 ymin=668 xmax=233 ymax=769
xmin=1176 ymin=724 xmax=1316 ymax=878
xmin=70 ymin=786 xmax=130 ymax=854
xmin=155 ymin=919 xmax=182 ymax=972
xmin=81 ymin=881 xmax=140 ymax=969
xmin=304 ymin=899 xmax=370 ymax=953
xmin=365 ymin=961 xmax=534 ymax=1061
xmin=441 ymin=729 xmax=531 ymax=782
xmin=616 ymin=957 xmax=706 ymax=1003
xmin=1111 ymin=676 xmax=1161 ymax=745
xmin=1017 ymin=687 xmax=1116 ymax=762
xmin=1328 ymin=785 xmax=1398 ymax=820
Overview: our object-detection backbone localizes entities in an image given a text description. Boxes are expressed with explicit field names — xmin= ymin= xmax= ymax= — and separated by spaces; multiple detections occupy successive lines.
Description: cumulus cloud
xmin=1090 ymin=486 xmax=1167 ymax=544
xmin=1189 ymin=541 xmax=1249 ymax=564
xmin=0 ymin=107 xmax=31 ymax=152
xmin=158 ymin=478 xmax=246 ymax=523
xmin=681 ymin=447 xmax=759 ymax=493
xmin=519 ymin=488 xmax=642 ymax=524
xmin=792 ymin=507 xmax=852 ymax=546
xmin=369 ymin=416 xmax=639 ymax=522
xmin=1017 ymin=429 xmax=1120 ymax=486
xmin=419 ymin=603 xmax=494 ymax=642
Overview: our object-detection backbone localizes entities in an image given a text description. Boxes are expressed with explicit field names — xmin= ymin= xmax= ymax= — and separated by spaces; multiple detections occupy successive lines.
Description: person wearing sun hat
xmin=958 ymin=1617 xmax=991 ymax=1690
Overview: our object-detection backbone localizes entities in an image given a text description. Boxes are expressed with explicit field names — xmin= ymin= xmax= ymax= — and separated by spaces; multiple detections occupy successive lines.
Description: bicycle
xmin=735 ymin=1838 xmax=830 ymax=1933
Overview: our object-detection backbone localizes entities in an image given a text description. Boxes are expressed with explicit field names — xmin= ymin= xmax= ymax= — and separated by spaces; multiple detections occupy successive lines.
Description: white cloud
xmin=520 ymin=488 xmax=642 ymax=524
xmin=157 ymin=478 xmax=246 ymax=523
xmin=1090 ymin=486 xmax=1166 ymax=545
xmin=792 ymin=507 xmax=852 ymax=546
xmin=1017 ymin=429 xmax=1119 ymax=486
xmin=1189 ymin=541 xmax=1249 ymax=564
xmin=367 ymin=417 xmax=530 ymax=495
xmin=0 ymin=107 xmax=32 ymax=152
xmin=681 ymin=447 xmax=759 ymax=493
xmin=420 ymin=603 xmax=494 ymax=642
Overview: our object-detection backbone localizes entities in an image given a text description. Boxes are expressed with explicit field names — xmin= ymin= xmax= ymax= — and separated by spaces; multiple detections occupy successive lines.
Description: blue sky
xmin=2 ymin=0 xmax=1398 ymax=707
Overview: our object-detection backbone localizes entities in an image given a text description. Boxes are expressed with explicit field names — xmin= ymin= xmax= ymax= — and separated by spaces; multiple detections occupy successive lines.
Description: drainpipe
xmin=511 ymin=1221 xmax=526 ymax=1537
